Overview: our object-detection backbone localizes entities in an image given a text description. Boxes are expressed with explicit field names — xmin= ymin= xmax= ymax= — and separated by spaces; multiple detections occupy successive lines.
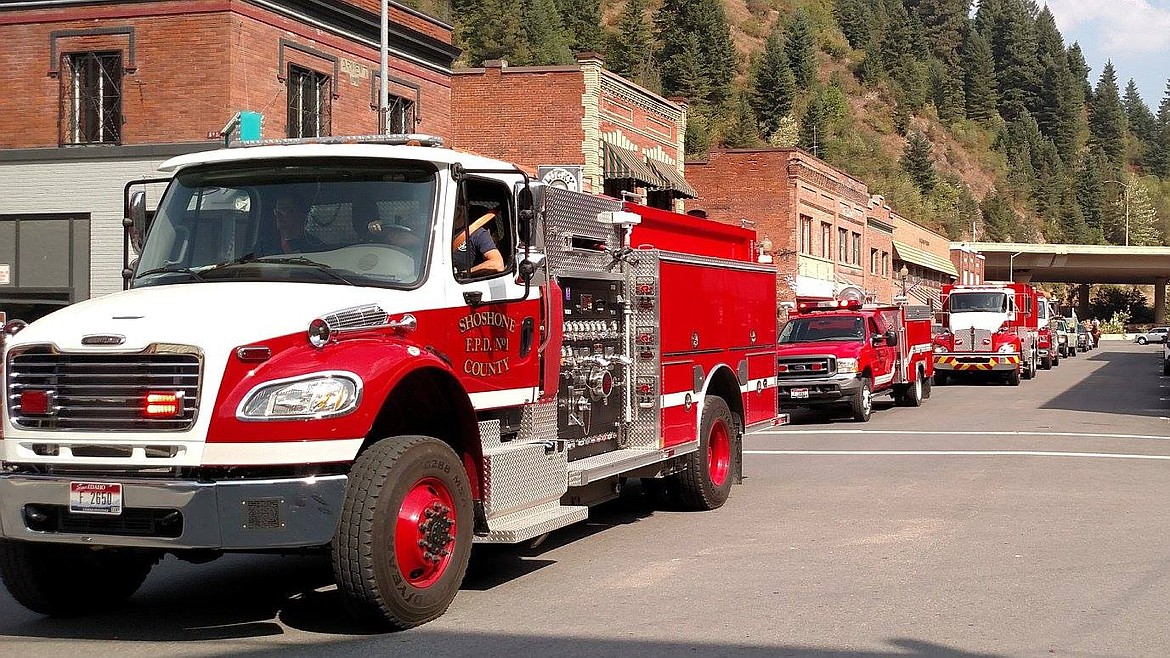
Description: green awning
xmin=602 ymin=141 xmax=659 ymax=187
xmin=893 ymin=241 xmax=958 ymax=277
xmin=647 ymin=158 xmax=698 ymax=198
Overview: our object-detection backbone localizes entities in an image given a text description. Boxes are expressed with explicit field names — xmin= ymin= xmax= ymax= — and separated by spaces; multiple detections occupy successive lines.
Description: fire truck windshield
xmin=133 ymin=158 xmax=438 ymax=289
xmin=779 ymin=316 xmax=865 ymax=343
xmin=947 ymin=292 xmax=1009 ymax=313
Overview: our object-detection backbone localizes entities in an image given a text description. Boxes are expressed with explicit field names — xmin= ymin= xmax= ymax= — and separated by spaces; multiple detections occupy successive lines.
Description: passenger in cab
xmin=264 ymin=192 xmax=325 ymax=254
xmin=452 ymin=204 xmax=504 ymax=275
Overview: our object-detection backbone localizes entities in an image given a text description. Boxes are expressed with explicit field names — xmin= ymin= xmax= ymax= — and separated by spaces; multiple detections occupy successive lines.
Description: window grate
xmin=287 ymin=64 xmax=332 ymax=138
xmin=59 ymin=52 xmax=122 ymax=145
xmin=386 ymin=94 xmax=417 ymax=133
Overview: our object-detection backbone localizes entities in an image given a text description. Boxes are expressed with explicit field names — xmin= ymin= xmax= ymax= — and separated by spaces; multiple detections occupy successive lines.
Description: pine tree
xmin=684 ymin=107 xmax=712 ymax=159
xmin=722 ymin=92 xmax=762 ymax=148
xmin=463 ymin=0 xmax=530 ymax=67
xmin=901 ymin=130 xmax=937 ymax=192
xmin=961 ymin=25 xmax=997 ymax=120
xmin=1033 ymin=7 xmax=1080 ymax=162
xmin=656 ymin=0 xmax=735 ymax=107
xmin=1158 ymin=80 xmax=1170 ymax=125
xmin=666 ymin=33 xmax=709 ymax=105
xmin=1151 ymin=81 xmax=1170 ymax=177
xmin=1066 ymin=42 xmax=1093 ymax=104
xmin=553 ymin=0 xmax=603 ymax=54
xmin=1118 ymin=179 xmax=1161 ymax=247
xmin=786 ymin=10 xmax=818 ymax=90
xmin=1089 ymin=61 xmax=1127 ymax=167
xmin=800 ymin=95 xmax=830 ymax=157
xmin=522 ymin=0 xmax=573 ymax=65
xmin=1122 ymin=79 xmax=1158 ymax=144
xmin=607 ymin=0 xmax=659 ymax=90
xmin=989 ymin=0 xmax=1041 ymax=120
xmin=751 ymin=26 xmax=796 ymax=137
xmin=981 ymin=189 xmax=1020 ymax=241
xmin=931 ymin=61 xmax=965 ymax=124
xmin=910 ymin=0 xmax=972 ymax=65
xmin=834 ymin=0 xmax=874 ymax=50
xmin=1075 ymin=149 xmax=1108 ymax=243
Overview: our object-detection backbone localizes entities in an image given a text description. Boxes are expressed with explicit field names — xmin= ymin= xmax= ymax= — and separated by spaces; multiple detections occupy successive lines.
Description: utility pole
xmin=1103 ymin=179 xmax=1131 ymax=246
xmin=380 ymin=0 xmax=389 ymax=134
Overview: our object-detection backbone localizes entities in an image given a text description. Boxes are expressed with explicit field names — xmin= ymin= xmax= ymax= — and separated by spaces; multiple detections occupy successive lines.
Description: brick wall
xmin=449 ymin=64 xmax=586 ymax=171
xmin=0 ymin=1 xmax=452 ymax=148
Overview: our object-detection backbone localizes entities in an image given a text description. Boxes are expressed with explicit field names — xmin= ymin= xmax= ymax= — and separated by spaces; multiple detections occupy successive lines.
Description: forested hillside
xmin=434 ymin=0 xmax=1170 ymax=247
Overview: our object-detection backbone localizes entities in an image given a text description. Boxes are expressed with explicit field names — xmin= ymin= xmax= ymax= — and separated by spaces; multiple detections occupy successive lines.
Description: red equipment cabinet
xmin=933 ymin=282 xmax=1041 ymax=385
xmin=0 ymin=136 xmax=784 ymax=630
xmin=776 ymin=300 xmax=935 ymax=422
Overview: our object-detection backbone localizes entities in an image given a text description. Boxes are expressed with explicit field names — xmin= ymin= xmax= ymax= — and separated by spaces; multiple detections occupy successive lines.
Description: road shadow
xmin=783 ymin=400 xmax=897 ymax=425
xmin=1040 ymin=344 xmax=1167 ymax=417
xmin=0 ymin=485 xmax=659 ymax=641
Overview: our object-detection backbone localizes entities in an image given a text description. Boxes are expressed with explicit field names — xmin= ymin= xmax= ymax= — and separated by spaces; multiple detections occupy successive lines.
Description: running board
xmin=475 ymin=501 xmax=588 ymax=544
xmin=566 ymin=442 xmax=699 ymax=487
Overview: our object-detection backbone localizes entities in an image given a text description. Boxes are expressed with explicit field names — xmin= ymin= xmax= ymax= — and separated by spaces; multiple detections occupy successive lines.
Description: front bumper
xmin=777 ymin=374 xmax=861 ymax=407
xmin=934 ymin=353 xmax=1020 ymax=372
xmin=0 ymin=473 xmax=347 ymax=550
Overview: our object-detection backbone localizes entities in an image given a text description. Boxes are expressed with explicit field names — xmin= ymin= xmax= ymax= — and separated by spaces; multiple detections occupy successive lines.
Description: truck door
xmin=868 ymin=316 xmax=894 ymax=386
xmin=449 ymin=177 xmax=540 ymax=402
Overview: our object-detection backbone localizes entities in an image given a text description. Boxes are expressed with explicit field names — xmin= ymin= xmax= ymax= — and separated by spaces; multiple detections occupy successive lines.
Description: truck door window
xmin=453 ymin=177 xmax=513 ymax=280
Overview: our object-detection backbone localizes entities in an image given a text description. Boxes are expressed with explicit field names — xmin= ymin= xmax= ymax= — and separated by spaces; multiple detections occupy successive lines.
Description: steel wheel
xmin=395 ymin=476 xmax=458 ymax=589
xmin=706 ymin=416 xmax=732 ymax=488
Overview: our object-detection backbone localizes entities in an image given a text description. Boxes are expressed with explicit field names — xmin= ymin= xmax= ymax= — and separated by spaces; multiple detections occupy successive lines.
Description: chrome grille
xmin=777 ymin=356 xmax=834 ymax=379
xmin=7 ymin=347 xmax=201 ymax=431
xmin=323 ymin=304 xmax=388 ymax=331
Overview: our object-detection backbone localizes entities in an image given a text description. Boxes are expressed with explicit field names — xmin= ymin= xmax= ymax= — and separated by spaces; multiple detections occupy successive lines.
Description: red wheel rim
xmin=707 ymin=419 xmax=731 ymax=487
xmin=395 ymin=476 xmax=458 ymax=588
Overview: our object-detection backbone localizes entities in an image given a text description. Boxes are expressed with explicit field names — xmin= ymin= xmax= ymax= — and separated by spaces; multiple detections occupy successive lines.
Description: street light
xmin=1008 ymin=251 xmax=1023 ymax=281
xmin=1103 ymin=179 xmax=1131 ymax=246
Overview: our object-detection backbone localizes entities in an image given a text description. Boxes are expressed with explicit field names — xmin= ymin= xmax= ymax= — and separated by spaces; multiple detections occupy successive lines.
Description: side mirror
xmin=885 ymin=330 xmax=899 ymax=347
xmin=517 ymin=185 xmax=536 ymax=247
xmin=126 ymin=190 xmax=150 ymax=253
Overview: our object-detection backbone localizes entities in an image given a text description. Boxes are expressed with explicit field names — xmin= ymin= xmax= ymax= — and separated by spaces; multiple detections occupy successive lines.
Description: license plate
xmin=69 ymin=482 xmax=123 ymax=515
xmin=790 ymin=388 xmax=809 ymax=399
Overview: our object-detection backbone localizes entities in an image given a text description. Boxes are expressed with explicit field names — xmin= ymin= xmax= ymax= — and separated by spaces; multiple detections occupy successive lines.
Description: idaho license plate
xmin=790 ymin=388 xmax=809 ymax=399
xmin=69 ymin=482 xmax=123 ymax=515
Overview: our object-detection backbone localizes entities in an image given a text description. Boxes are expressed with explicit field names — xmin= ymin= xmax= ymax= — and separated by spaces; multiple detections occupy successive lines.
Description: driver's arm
xmin=470 ymin=247 xmax=504 ymax=274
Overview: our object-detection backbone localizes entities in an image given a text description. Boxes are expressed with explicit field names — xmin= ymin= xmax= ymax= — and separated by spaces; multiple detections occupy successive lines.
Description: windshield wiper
xmin=135 ymin=265 xmax=207 ymax=281
xmin=249 ymin=255 xmax=356 ymax=286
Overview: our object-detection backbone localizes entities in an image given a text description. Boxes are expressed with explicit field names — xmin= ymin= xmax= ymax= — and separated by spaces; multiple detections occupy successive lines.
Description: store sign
xmin=537 ymin=166 xmax=583 ymax=192
xmin=0 ymin=264 xmax=10 ymax=285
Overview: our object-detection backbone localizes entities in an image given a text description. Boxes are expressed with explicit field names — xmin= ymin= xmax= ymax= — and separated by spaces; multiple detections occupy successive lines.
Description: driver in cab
xmin=452 ymin=204 xmax=504 ymax=275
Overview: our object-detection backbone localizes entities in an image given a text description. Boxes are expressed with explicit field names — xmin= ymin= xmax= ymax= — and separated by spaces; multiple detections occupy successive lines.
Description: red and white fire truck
xmin=776 ymin=300 xmax=935 ymax=421
xmin=0 ymin=136 xmax=783 ymax=629
xmin=1036 ymin=291 xmax=1060 ymax=370
xmin=933 ymin=281 xmax=1041 ymax=385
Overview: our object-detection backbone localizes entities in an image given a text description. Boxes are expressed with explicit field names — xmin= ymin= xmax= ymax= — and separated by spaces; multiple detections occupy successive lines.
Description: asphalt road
xmin=2 ymin=341 xmax=1169 ymax=657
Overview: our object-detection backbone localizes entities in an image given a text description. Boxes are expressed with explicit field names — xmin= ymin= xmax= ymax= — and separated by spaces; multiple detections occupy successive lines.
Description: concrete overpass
xmin=958 ymin=242 xmax=1170 ymax=323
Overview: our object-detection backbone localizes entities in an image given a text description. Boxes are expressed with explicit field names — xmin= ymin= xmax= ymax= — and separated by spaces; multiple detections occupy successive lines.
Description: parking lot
xmin=2 ymin=341 xmax=1169 ymax=657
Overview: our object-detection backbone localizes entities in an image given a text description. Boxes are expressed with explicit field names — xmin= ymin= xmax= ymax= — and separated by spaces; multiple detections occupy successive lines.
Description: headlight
xmin=998 ymin=343 xmax=1017 ymax=354
xmin=1058 ymin=335 xmax=1067 ymax=343
xmin=837 ymin=358 xmax=859 ymax=374
xmin=933 ymin=344 xmax=949 ymax=353
xmin=238 ymin=372 xmax=362 ymax=420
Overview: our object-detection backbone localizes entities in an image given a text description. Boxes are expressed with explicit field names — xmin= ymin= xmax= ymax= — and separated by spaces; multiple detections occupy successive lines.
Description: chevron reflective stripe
xmin=934 ymin=354 xmax=1019 ymax=371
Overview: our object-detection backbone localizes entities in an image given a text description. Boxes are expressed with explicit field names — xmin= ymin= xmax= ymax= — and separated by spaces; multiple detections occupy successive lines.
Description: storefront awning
xmin=647 ymin=158 xmax=698 ymax=198
xmin=893 ymin=241 xmax=958 ymax=277
xmin=602 ymin=141 xmax=659 ymax=187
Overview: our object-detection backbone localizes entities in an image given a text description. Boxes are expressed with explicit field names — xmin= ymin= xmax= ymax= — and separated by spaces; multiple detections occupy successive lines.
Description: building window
xmin=287 ymin=64 xmax=332 ymax=138
xmin=61 ymin=52 xmax=122 ymax=145
xmin=820 ymin=222 xmax=831 ymax=258
xmin=837 ymin=227 xmax=847 ymax=262
xmin=870 ymin=248 xmax=879 ymax=274
xmin=881 ymin=251 xmax=889 ymax=277
xmin=386 ymin=94 xmax=417 ymax=133
xmin=851 ymin=231 xmax=861 ymax=265
xmin=800 ymin=215 xmax=813 ymax=255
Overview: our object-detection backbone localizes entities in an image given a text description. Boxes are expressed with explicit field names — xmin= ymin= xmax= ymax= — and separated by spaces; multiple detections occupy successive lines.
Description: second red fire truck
xmin=0 ymin=136 xmax=783 ymax=629
xmin=776 ymin=300 xmax=935 ymax=421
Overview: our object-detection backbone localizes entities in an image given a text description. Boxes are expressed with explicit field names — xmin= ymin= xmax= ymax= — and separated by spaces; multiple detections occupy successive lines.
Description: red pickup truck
xmin=776 ymin=300 xmax=935 ymax=421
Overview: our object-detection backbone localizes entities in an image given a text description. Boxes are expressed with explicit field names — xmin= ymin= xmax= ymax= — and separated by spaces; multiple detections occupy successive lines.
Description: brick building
xmin=0 ymin=0 xmax=457 ymax=321
xmin=949 ymin=244 xmax=985 ymax=285
xmin=450 ymin=55 xmax=696 ymax=210
xmin=885 ymin=202 xmax=959 ymax=308
xmin=686 ymin=148 xmax=894 ymax=307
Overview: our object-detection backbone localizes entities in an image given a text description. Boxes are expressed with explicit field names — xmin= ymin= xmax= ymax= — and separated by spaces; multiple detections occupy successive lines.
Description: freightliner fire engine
xmin=776 ymin=300 xmax=935 ymax=421
xmin=0 ymin=136 xmax=783 ymax=629
xmin=932 ymin=282 xmax=1041 ymax=386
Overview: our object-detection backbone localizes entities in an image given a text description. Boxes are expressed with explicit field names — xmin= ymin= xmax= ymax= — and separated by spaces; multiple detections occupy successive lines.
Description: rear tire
xmin=1040 ymin=355 xmax=1052 ymax=370
xmin=851 ymin=377 xmax=873 ymax=422
xmin=1006 ymin=368 xmax=1021 ymax=386
xmin=0 ymin=541 xmax=156 ymax=617
xmin=900 ymin=371 xmax=924 ymax=407
xmin=332 ymin=435 xmax=473 ymax=630
xmin=1138 ymin=337 xmax=1148 ymax=345
xmin=674 ymin=396 xmax=736 ymax=510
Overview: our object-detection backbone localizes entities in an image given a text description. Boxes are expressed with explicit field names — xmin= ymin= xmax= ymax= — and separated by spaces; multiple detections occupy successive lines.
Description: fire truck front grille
xmin=778 ymin=356 xmax=834 ymax=378
xmin=7 ymin=348 xmax=201 ymax=432
xmin=953 ymin=328 xmax=994 ymax=352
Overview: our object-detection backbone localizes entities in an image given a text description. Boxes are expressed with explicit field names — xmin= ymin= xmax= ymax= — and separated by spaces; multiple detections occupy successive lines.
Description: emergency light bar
xmin=797 ymin=299 xmax=863 ymax=312
xmin=227 ymin=134 xmax=445 ymax=149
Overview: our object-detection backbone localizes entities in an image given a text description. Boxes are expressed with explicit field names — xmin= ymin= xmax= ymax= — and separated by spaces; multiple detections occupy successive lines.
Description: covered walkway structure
xmin=959 ymin=242 xmax=1170 ymax=323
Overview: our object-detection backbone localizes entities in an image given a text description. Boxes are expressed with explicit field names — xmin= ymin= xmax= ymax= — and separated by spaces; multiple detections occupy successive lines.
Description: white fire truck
xmin=0 ymin=136 xmax=783 ymax=629
xmin=933 ymin=282 xmax=1040 ymax=385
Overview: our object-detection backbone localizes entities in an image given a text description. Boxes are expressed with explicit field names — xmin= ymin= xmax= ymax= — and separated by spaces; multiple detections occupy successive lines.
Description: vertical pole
xmin=1124 ymin=186 xmax=1130 ymax=247
xmin=1155 ymin=278 xmax=1167 ymax=325
xmin=380 ymin=0 xmax=388 ymax=134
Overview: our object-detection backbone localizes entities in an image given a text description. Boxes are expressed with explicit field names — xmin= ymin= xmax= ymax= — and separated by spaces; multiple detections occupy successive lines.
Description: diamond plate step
xmin=566 ymin=442 xmax=697 ymax=487
xmin=474 ymin=502 xmax=588 ymax=544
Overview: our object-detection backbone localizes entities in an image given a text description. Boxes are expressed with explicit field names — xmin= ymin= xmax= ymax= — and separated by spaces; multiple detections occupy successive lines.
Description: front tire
xmin=332 ymin=435 xmax=474 ymax=630
xmin=0 ymin=541 xmax=156 ymax=617
xmin=674 ymin=396 xmax=737 ymax=510
xmin=851 ymin=377 xmax=873 ymax=422
xmin=1138 ymin=337 xmax=1148 ymax=345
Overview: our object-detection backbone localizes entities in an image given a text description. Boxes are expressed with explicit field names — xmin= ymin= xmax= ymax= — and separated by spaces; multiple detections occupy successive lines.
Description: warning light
xmin=20 ymin=390 xmax=51 ymax=415
xmin=636 ymin=333 xmax=655 ymax=344
xmin=777 ymin=364 xmax=788 ymax=373
xmin=144 ymin=392 xmax=183 ymax=418
xmin=636 ymin=284 xmax=654 ymax=295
